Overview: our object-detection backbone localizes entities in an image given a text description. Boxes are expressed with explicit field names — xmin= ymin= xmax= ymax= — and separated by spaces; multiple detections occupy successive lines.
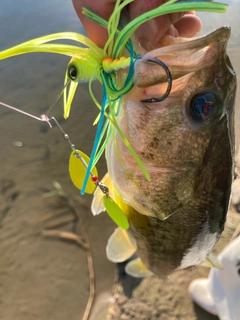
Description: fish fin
xmin=91 ymin=172 xmax=112 ymax=215
xmin=106 ymin=227 xmax=137 ymax=263
xmin=200 ymin=253 xmax=223 ymax=270
xmin=91 ymin=186 xmax=105 ymax=216
xmin=125 ymin=258 xmax=153 ymax=278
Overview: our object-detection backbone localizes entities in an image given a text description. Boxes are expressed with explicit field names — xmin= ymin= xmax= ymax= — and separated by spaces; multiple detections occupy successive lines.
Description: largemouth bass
xmin=93 ymin=26 xmax=236 ymax=278
xmin=0 ymin=0 xmax=235 ymax=278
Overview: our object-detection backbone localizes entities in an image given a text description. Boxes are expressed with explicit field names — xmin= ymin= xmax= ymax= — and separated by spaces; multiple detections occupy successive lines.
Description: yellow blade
xmin=69 ymin=150 xmax=98 ymax=194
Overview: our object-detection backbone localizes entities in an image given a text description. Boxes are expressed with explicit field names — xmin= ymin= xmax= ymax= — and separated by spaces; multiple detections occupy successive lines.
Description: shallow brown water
xmin=0 ymin=1 xmax=115 ymax=319
xmin=0 ymin=1 xmax=239 ymax=320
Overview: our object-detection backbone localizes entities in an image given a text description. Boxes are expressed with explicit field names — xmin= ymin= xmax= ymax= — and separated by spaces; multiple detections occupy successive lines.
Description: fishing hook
xmin=140 ymin=58 xmax=172 ymax=103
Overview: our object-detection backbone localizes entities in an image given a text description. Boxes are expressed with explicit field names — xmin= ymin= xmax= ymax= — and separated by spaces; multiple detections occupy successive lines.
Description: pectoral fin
xmin=125 ymin=258 xmax=153 ymax=278
xmin=106 ymin=227 xmax=137 ymax=263
xmin=200 ymin=253 xmax=223 ymax=270
xmin=91 ymin=172 xmax=112 ymax=215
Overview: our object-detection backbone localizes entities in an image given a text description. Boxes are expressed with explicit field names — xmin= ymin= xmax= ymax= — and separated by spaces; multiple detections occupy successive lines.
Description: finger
xmin=128 ymin=0 xmax=184 ymax=48
xmin=72 ymin=0 xmax=116 ymax=47
xmin=174 ymin=14 xmax=202 ymax=38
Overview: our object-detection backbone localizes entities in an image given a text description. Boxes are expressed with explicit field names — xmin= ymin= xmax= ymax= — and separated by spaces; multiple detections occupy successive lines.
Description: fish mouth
xmin=134 ymin=26 xmax=231 ymax=89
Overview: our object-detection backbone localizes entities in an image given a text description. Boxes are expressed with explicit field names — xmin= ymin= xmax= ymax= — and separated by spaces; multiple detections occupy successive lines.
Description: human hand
xmin=72 ymin=0 xmax=202 ymax=49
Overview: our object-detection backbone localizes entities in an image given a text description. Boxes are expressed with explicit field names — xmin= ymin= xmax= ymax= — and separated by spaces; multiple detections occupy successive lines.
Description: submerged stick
xmin=40 ymin=183 xmax=95 ymax=320
xmin=41 ymin=230 xmax=88 ymax=250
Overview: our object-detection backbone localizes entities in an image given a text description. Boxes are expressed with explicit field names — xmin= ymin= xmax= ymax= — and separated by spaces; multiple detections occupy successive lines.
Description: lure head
xmin=67 ymin=56 xmax=100 ymax=83
xmin=106 ymin=26 xmax=236 ymax=275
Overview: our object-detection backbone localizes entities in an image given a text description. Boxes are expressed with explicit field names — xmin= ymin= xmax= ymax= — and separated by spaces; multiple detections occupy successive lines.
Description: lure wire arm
xmin=140 ymin=58 xmax=172 ymax=103
xmin=0 ymin=79 xmax=71 ymax=127
xmin=0 ymin=102 xmax=52 ymax=127
xmin=49 ymin=116 xmax=111 ymax=198
xmin=45 ymin=79 xmax=71 ymax=116
xmin=0 ymin=100 xmax=111 ymax=197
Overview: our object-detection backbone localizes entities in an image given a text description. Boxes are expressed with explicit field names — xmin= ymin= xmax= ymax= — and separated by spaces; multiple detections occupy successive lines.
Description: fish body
xmin=100 ymin=26 xmax=236 ymax=278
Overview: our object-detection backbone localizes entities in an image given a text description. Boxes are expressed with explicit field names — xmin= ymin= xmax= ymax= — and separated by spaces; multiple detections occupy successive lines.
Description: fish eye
xmin=190 ymin=92 xmax=222 ymax=125
xmin=68 ymin=65 xmax=78 ymax=81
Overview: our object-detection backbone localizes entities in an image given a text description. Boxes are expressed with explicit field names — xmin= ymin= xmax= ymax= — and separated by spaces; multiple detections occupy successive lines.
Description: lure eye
xmin=68 ymin=65 xmax=78 ymax=81
xmin=190 ymin=92 xmax=222 ymax=125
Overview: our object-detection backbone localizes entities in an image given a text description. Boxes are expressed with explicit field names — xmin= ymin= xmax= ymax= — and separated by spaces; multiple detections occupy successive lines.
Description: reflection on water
xmin=0 ymin=1 xmax=239 ymax=320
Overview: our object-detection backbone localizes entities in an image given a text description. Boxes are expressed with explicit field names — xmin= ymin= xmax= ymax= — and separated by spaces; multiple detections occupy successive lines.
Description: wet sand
xmin=0 ymin=1 xmax=239 ymax=320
